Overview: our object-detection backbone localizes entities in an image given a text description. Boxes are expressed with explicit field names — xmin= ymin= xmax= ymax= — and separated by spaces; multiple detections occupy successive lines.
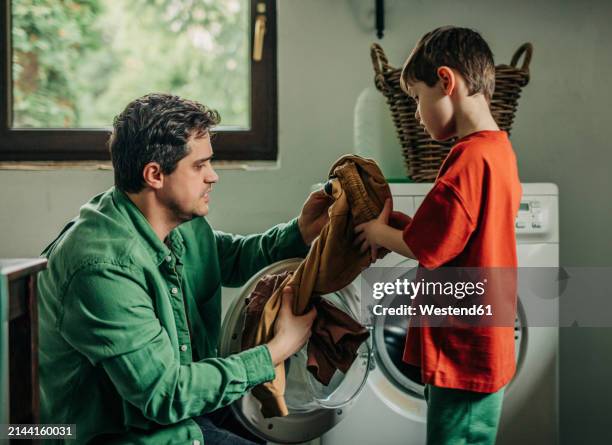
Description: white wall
xmin=1 ymin=0 xmax=611 ymax=442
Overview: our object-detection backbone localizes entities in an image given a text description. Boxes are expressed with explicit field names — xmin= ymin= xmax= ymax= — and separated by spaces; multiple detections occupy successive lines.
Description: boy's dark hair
xmin=401 ymin=26 xmax=495 ymax=101
xmin=109 ymin=93 xmax=220 ymax=193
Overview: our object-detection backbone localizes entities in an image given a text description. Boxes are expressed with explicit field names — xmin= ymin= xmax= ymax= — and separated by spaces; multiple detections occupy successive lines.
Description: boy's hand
xmin=354 ymin=199 xmax=392 ymax=262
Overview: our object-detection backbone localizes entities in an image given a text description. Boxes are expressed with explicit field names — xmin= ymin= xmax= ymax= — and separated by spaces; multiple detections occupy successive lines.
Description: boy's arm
xmin=355 ymin=199 xmax=416 ymax=261
xmin=373 ymin=223 xmax=416 ymax=259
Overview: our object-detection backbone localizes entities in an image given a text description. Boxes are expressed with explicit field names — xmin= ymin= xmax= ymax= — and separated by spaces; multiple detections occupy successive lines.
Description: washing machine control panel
xmin=515 ymin=199 xmax=548 ymax=234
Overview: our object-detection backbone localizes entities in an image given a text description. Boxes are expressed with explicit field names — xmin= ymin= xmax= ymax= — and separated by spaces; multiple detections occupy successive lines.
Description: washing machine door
xmin=219 ymin=258 xmax=372 ymax=444
xmin=364 ymin=255 xmax=527 ymax=419
xmin=365 ymin=255 xmax=427 ymax=400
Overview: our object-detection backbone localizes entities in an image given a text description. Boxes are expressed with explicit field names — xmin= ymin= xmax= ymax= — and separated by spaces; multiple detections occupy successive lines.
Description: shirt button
xmin=180 ymin=344 xmax=188 ymax=352
xmin=165 ymin=255 xmax=172 ymax=262
xmin=171 ymin=287 xmax=178 ymax=295
xmin=193 ymin=441 xmax=201 ymax=445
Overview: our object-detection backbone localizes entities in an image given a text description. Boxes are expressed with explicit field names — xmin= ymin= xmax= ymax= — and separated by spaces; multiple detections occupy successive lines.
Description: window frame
xmin=0 ymin=0 xmax=277 ymax=162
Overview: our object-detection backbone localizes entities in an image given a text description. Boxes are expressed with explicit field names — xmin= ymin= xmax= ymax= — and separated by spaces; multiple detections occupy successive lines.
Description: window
xmin=0 ymin=0 xmax=277 ymax=161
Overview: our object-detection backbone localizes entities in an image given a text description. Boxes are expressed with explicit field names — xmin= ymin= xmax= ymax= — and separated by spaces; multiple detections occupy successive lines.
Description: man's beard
xmin=165 ymin=197 xmax=199 ymax=224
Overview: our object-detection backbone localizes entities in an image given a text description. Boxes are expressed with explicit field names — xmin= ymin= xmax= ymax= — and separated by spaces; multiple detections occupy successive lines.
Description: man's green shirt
xmin=37 ymin=187 xmax=309 ymax=444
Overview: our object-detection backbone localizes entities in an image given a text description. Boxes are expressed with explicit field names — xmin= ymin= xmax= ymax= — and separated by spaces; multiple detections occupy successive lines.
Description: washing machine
xmin=321 ymin=182 xmax=560 ymax=445
xmin=219 ymin=182 xmax=559 ymax=445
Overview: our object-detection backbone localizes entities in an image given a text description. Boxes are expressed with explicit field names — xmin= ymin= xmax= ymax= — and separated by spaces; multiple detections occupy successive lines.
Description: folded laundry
xmin=241 ymin=155 xmax=393 ymax=418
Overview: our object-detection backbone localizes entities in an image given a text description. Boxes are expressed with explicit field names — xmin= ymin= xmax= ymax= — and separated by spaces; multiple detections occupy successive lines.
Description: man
xmin=37 ymin=93 xmax=329 ymax=444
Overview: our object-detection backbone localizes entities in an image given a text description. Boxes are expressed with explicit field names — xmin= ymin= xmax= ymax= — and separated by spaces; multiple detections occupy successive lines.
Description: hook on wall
xmin=375 ymin=0 xmax=385 ymax=39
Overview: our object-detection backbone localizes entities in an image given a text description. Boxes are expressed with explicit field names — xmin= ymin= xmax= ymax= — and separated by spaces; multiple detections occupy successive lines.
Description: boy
xmin=355 ymin=26 xmax=522 ymax=444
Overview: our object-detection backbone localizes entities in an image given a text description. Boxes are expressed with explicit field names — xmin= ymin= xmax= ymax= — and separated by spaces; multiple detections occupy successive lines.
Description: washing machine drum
xmin=219 ymin=258 xmax=372 ymax=444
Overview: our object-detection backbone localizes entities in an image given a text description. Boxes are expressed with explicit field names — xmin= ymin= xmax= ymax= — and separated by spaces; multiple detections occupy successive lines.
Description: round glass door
xmin=370 ymin=260 xmax=527 ymax=401
xmin=372 ymin=262 xmax=424 ymax=398
xmin=219 ymin=259 xmax=371 ymax=443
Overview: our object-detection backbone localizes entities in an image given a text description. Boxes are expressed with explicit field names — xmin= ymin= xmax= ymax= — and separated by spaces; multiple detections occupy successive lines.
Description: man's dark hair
xmin=109 ymin=93 xmax=220 ymax=193
xmin=400 ymin=26 xmax=495 ymax=101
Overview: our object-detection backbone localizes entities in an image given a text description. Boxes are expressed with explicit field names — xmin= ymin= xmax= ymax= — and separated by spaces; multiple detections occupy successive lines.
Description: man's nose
xmin=206 ymin=167 xmax=219 ymax=184
xmin=414 ymin=108 xmax=420 ymax=122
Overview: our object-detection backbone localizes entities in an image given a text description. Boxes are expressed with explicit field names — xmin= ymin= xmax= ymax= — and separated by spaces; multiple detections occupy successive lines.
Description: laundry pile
xmin=241 ymin=155 xmax=394 ymax=418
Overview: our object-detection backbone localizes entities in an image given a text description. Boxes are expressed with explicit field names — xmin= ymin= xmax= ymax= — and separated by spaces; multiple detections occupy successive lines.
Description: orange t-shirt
xmin=401 ymin=130 xmax=522 ymax=393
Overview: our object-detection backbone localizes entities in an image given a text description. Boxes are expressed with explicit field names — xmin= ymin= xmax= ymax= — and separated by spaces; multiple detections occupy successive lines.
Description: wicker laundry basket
xmin=371 ymin=42 xmax=533 ymax=182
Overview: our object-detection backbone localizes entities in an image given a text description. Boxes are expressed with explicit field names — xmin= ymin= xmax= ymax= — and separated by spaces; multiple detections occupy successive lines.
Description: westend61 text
xmin=372 ymin=304 xmax=494 ymax=317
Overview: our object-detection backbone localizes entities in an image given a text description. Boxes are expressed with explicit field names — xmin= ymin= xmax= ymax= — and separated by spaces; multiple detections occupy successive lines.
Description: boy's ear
xmin=437 ymin=66 xmax=456 ymax=96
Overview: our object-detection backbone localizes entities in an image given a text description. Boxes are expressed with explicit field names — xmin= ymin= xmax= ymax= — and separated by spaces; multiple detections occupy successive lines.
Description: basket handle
xmin=510 ymin=43 xmax=533 ymax=73
xmin=370 ymin=43 xmax=393 ymax=94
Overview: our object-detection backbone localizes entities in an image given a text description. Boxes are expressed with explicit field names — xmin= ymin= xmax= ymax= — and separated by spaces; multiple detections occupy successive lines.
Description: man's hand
xmin=354 ymin=199 xmax=392 ymax=262
xmin=266 ymin=286 xmax=317 ymax=366
xmin=297 ymin=190 xmax=334 ymax=245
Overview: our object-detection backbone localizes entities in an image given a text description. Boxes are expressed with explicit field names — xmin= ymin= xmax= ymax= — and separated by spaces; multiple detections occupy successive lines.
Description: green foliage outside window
xmin=12 ymin=0 xmax=249 ymax=129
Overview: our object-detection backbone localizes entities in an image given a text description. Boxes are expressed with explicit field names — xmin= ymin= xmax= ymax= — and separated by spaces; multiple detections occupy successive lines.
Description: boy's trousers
xmin=425 ymin=384 xmax=505 ymax=445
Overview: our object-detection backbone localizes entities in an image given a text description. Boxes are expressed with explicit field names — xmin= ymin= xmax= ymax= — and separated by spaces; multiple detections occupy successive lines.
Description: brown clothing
xmin=306 ymin=295 xmax=370 ymax=385
xmin=241 ymin=155 xmax=392 ymax=417
xmin=242 ymin=273 xmax=370 ymax=417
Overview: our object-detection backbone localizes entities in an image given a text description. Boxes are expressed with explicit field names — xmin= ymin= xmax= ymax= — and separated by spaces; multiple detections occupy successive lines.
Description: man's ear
xmin=142 ymin=162 xmax=164 ymax=190
xmin=437 ymin=66 xmax=456 ymax=96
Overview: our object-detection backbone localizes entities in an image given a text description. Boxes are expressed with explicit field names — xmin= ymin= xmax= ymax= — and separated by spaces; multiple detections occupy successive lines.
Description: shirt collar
xmin=111 ymin=187 xmax=185 ymax=266
xmin=167 ymin=229 xmax=186 ymax=261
